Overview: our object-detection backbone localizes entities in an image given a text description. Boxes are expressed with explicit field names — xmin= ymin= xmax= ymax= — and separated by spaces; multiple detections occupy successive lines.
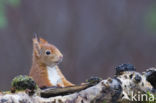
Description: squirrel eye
xmin=45 ymin=50 xmax=51 ymax=55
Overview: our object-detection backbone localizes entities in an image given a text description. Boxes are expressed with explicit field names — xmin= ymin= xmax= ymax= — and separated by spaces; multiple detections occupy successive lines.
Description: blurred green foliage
xmin=146 ymin=6 xmax=156 ymax=33
xmin=0 ymin=0 xmax=20 ymax=29
xmin=146 ymin=91 xmax=156 ymax=103
xmin=7 ymin=0 xmax=21 ymax=7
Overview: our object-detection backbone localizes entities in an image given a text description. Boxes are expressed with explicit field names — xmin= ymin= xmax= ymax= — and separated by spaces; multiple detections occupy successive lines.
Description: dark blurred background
xmin=0 ymin=0 xmax=156 ymax=90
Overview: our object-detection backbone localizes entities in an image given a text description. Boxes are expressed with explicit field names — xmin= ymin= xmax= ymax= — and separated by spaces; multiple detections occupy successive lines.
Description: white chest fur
xmin=47 ymin=66 xmax=63 ymax=86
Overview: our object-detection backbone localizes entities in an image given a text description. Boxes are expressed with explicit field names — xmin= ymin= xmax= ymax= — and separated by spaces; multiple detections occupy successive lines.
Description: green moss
xmin=11 ymin=75 xmax=38 ymax=91
xmin=145 ymin=91 xmax=156 ymax=103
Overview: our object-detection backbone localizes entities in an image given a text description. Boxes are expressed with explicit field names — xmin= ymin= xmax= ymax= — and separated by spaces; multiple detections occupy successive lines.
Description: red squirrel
xmin=29 ymin=34 xmax=74 ymax=88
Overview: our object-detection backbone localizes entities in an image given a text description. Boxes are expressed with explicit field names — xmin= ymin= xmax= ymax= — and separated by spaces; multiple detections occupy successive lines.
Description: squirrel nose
xmin=58 ymin=56 xmax=63 ymax=63
xmin=59 ymin=56 xmax=63 ymax=60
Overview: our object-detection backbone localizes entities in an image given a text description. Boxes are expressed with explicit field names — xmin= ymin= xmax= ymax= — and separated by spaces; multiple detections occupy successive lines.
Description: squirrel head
xmin=32 ymin=33 xmax=63 ymax=67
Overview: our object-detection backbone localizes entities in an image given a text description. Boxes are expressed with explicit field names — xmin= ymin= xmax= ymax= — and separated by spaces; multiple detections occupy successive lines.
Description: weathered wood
xmin=0 ymin=67 xmax=155 ymax=103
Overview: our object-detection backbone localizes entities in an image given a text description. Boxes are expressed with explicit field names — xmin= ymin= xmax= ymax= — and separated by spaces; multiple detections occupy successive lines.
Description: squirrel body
xmin=29 ymin=34 xmax=74 ymax=88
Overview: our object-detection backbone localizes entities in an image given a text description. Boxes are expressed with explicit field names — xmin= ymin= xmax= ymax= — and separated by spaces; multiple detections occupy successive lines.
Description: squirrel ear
xmin=34 ymin=43 xmax=41 ymax=57
xmin=33 ymin=33 xmax=41 ymax=56
xmin=40 ymin=38 xmax=48 ymax=44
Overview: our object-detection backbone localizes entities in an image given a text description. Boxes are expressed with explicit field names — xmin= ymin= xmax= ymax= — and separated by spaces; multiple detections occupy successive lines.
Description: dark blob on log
xmin=115 ymin=64 xmax=136 ymax=75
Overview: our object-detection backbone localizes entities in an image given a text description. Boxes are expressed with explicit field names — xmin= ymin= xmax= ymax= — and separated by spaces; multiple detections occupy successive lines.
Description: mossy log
xmin=0 ymin=64 xmax=156 ymax=103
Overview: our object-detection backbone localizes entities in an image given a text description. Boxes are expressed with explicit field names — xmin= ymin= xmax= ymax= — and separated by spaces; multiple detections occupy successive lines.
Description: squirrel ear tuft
xmin=33 ymin=33 xmax=41 ymax=56
xmin=33 ymin=32 xmax=40 ymax=43
xmin=33 ymin=33 xmax=48 ymax=44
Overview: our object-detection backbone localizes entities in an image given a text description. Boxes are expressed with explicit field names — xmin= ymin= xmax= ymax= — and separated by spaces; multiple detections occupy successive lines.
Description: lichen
xmin=11 ymin=75 xmax=38 ymax=91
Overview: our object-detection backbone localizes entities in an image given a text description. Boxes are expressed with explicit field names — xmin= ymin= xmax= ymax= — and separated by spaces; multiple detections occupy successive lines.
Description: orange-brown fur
xmin=29 ymin=35 xmax=74 ymax=88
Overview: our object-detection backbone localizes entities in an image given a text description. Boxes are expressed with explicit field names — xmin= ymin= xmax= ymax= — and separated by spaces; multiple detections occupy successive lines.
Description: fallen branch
xmin=40 ymin=81 xmax=98 ymax=97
